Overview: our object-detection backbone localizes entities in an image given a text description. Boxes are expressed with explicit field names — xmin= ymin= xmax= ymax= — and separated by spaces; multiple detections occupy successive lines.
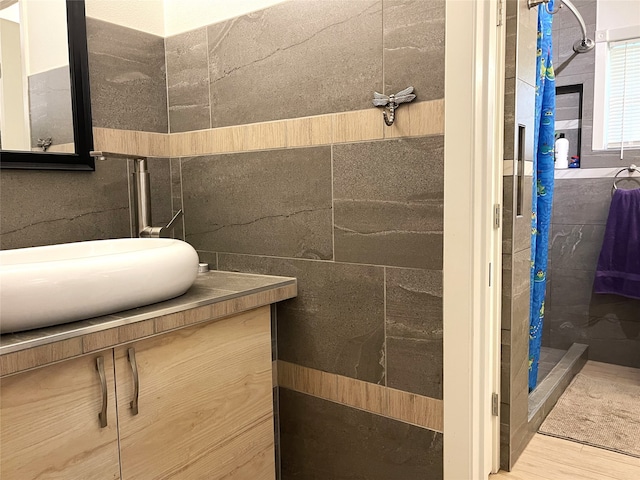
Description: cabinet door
xmin=116 ymin=306 xmax=275 ymax=480
xmin=0 ymin=353 xmax=120 ymax=480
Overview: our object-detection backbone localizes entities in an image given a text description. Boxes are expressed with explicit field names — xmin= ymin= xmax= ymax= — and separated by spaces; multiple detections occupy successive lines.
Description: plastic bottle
xmin=555 ymin=133 xmax=569 ymax=169
xmin=569 ymin=156 xmax=580 ymax=168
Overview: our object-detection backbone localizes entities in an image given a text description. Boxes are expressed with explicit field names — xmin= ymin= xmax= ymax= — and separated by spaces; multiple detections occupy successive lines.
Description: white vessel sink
xmin=0 ymin=238 xmax=199 ymax=334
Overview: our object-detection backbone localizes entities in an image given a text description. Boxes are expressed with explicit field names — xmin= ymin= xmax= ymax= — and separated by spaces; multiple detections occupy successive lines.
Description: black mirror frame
xmin=0 ymin=0 xmax=94 ymax=171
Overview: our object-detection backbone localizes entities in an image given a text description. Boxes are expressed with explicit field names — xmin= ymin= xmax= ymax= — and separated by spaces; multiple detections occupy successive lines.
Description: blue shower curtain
xmin=529 ymin=0 xmax=556 ymax=391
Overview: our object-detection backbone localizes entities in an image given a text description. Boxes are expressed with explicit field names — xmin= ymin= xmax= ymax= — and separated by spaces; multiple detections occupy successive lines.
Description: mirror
xmin=0 ymin=0 xmax=94 ymax=170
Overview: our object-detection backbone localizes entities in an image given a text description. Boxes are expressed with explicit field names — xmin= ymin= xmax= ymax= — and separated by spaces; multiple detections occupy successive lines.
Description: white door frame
xmin=443 ymin=0 xmax=505 ymax=477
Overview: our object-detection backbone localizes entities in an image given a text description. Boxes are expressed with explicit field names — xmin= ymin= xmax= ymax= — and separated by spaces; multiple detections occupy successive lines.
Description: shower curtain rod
xmin=528 ymin=0 xmax=596 ymax=53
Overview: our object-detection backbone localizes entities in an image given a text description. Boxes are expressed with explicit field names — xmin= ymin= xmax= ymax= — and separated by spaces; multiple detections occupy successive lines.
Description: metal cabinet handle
xmin=127 ymin=348 xmax=140 ymax=415
xmin=96 ymin=356 xmax=108 ymax=428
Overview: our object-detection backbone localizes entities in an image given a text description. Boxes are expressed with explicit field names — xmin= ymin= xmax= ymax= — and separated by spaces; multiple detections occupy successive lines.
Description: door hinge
xmin=492 ymin=393 xmax=500 ymax=416
xmin=497 ymin=0 xmax=504 ymax=26
xmin=493 ymin=204 xmax=501 ymax=229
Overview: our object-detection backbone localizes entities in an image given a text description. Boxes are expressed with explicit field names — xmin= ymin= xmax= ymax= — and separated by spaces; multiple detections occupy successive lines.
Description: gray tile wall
xmin=190 ymin=135 xmax=445 ymax=394
xmin=28 ymin=66 xmax=74 ymax=148
xmin=501 ymin=0 xmax=537 ymax=471
xmin=545 ymin=178 xmax=640 ymax=367
xmin=169 ymin=1 xmax=446 ymax=476
xmin=165 ymin=28 xmax=210 ymax=133
xmin=218 ymin=254 xmax=386 ymax=383
xmin=0 ymin=163 xmax=130 ymax=249
xmin=383 ymin=0 xmax=445 ymax=101
xmin=279 ymin=388 xmax=443 ymax=480
xmin=182 ymin=148 xmax=333 ymax=260
xmin=206 ymin=0 xmax=382 ymax=128
xmin=144 ymin=157 xmax=174 ymax=228
xmin=385 ymin=267 xmax=443 ymax=399
xmin=86 ymin=18 xmax=168 ymax=133
xmin=183 ymin=143 xmax=444 ymax=475
xmin=333 ymin=137 xmax=444 ymax=269
xmin=164 ymin=0 xmax=445 ymax=129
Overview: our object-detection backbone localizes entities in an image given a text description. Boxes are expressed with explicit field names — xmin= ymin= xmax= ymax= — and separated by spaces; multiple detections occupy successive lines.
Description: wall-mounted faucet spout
xmin=132 ymin=158 xmax=183 ymax=238
xmin=90 ymin=151 xmax=182 ymax=238
xmin=133 ymin=158 xmax=152 ymax=234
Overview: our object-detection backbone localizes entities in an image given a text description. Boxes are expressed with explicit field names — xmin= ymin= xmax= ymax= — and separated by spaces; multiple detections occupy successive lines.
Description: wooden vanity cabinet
xmin=115 ymin=306 xmax=276 ymax=480
xmin=0 ymin=353 xmax=120 ymax=480
xmin=0 ymin=306 xmax=276 ymax=480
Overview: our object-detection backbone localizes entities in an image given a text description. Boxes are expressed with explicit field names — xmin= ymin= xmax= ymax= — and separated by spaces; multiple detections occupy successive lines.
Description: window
xmin=605 ymin=39 xmax=640 ymax=149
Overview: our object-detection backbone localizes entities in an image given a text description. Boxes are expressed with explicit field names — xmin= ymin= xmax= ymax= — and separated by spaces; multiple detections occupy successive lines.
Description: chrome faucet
xmin=132 ymin=158 xmax=183 ymax=238
xmin=90 ymin=152 xmax=182 ymax=238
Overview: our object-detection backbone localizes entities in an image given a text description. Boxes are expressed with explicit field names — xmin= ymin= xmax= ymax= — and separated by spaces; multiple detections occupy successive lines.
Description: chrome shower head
xmin=573 ymin=37 xmax=595 ymax=53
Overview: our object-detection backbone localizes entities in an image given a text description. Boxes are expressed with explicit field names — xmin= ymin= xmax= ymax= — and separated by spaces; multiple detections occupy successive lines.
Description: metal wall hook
xmin=527 ymin=0 xmax=561 ymax=14
xmin=383 ymin=104 xmax=396 ymax=126
xmin=373 ymin=87 xmax=416 ymax=127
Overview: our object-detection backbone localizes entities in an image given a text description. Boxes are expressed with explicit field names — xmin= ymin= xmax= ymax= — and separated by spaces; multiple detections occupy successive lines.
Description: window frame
xmin=592 ymin=26 xmax=640 ymax=153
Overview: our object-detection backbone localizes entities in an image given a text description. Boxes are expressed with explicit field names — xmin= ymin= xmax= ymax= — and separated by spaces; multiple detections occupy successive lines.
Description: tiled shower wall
xmin=545 ymin=179 xmax=640 ymax=367
xmin=166 ymin=1 xmax=446 ymax=477
xmin=500 ymin=0 xmax=536 ymax=471
xmin=544 ymin=0 xmax=640 ymax=368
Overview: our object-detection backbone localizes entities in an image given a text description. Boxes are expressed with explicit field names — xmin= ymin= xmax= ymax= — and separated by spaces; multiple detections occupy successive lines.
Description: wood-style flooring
xmin=492 ymin=361 xmax=640 ymax=480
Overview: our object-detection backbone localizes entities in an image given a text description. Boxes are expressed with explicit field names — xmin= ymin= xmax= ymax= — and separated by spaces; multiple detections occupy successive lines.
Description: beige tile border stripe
xmin=503 ymin=159 xmax=534 ymax=177
xmin=277 ymin=360 xmax=443 ymax=434
xmin=93 ymin=100 xmax=444 ymax=159
xmin=93 ymin=127 xmax=170 ymax=158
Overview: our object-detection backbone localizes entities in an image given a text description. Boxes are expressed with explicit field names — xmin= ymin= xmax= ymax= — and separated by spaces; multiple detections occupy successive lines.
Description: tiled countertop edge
xmin=0 ymin=271 xmax=296 ymax=362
